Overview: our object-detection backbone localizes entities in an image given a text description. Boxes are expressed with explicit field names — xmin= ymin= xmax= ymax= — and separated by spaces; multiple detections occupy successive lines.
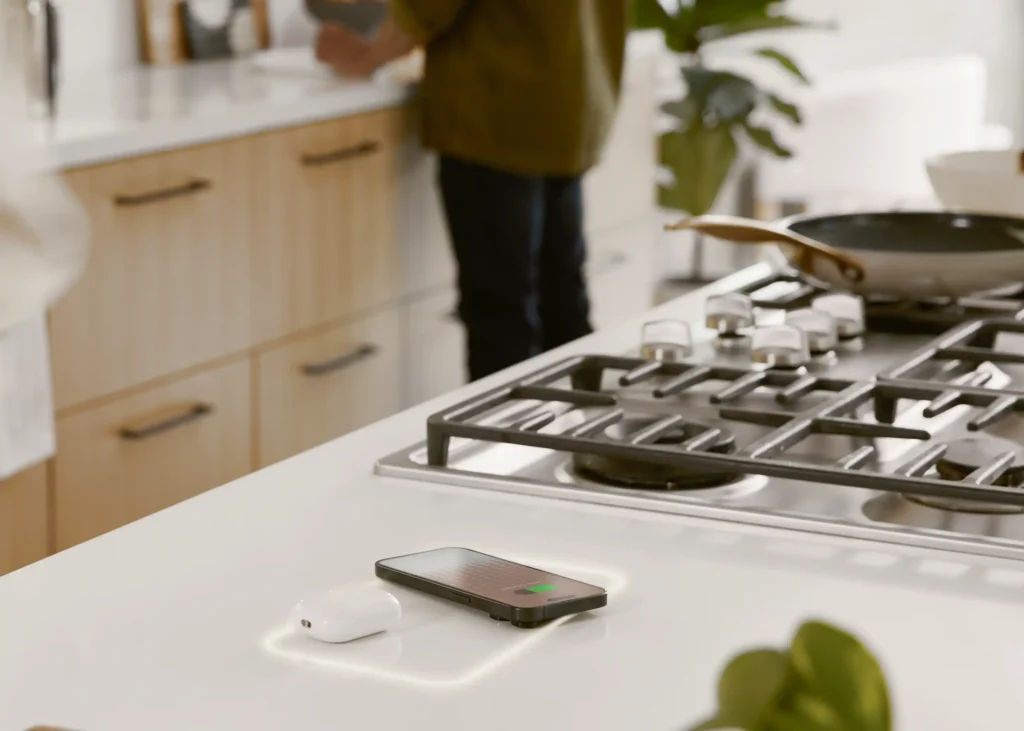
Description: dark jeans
xmin=438 ymin=156 xmax=592 ymax=381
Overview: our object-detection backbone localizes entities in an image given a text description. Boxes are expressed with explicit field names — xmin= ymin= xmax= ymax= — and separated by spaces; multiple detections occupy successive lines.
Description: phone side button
xmin=450 ymin=592 xmax=472 ymax=605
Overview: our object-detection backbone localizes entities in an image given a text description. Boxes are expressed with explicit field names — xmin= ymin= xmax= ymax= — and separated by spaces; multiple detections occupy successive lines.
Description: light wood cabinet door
xmin=52 ymin=139 xmax=254 ymax=411
xmin=54 ymin=359 xmax=251 ymax=551
xmin=257 ymin=307 xmax=402 ymax=467
xmin=251 ymin=109 xmax=403 ymax=342
xmin=403 ymin=287 xmax=465 ymax=407
xmin=0 ymin=464 xmax=48 ymax=576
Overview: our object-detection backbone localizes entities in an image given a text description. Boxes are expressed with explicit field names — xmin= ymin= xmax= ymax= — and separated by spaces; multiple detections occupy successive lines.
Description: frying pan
xmin=668 ymin=211 xmax=1024 ymax=298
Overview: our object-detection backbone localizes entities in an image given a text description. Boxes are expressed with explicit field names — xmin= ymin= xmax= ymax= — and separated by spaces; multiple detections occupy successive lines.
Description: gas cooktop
xmin=377 ymin=273 xmax=1024 ymax=562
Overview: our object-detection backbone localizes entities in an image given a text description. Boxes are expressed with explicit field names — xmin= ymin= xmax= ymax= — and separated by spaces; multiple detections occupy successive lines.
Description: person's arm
xmin=389 ymin=0 xmax=471 ymax=43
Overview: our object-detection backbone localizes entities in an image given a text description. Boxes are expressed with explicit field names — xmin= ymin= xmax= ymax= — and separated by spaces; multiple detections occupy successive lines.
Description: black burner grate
xmin=731 ymin=271 xmax=1024 ymax=333
xmin=425 ymin=349 xmax=1024 ymax=508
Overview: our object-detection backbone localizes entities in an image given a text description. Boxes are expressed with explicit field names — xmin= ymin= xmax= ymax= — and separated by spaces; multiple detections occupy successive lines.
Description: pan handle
xmin=666 ymin=215 xmax=866 ymax=284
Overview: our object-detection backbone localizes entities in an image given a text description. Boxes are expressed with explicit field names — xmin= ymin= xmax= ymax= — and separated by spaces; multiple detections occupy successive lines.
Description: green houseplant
xmin=632 ymin=0 xmax=828 ymax=280
xmin=688 ymin=620 xmax=892 ymax=731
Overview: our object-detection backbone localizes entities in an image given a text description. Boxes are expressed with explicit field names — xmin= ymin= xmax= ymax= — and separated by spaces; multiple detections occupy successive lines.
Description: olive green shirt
xmin=392 ymin=0 xmax=628 ymax=177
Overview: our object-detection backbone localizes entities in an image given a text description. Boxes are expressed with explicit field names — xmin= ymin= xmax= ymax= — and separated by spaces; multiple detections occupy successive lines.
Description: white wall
xmin=64 ymin=0 xmax=1024 ymax=135
xmin=60 ymin=0 xmax=138 ymax=79
xmin=711 ymin=0 xmax=1024 ymax=137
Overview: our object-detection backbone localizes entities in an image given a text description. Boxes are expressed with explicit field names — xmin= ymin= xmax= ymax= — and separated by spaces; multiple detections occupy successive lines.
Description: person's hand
xmin=315 ymin=23 xmax=382 ymax=79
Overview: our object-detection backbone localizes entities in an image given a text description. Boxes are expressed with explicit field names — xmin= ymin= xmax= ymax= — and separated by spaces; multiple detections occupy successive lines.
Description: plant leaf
xmin=691 ymin=0 xmax=785 ymax=28
xmin=700 ymin=16 xmax=825 ymax=43
xmin=631 ymin=0 xmax=673 ymax=30
xmin=715 ymin=649 xmax=790 ymax=728
xmin=755 ymin=48 xmax=811 ymax=84
xmin=787 ymin=621 xmax=892 ymax=731
xmin=661 ymin=97 xmax=702 ymax=128
xmin=631 ymin=0 xmax=696 ymax=52
xmin=743 ymin=123 xmax=793 ymax=158
xmin=681 ymin=66 xmax=760 ymax=125
xmin=767 ymin=93 xmax=801 ymax=124
xmin=659 ymin=124 xmax=737 ymax=215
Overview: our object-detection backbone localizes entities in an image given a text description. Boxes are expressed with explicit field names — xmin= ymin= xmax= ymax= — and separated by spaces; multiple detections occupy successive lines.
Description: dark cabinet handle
xmin=113 ymin=179 xmax=212 ymax=207
xmin=118 ymin=403 xmax=214 ymax=441
xmin=300 ymin=141 xmax=380 ymax=167
xmin=302 ymin=344 xmax=378 ymax=377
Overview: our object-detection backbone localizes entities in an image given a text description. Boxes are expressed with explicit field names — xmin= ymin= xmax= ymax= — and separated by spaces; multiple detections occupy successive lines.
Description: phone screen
xmin=377 ymin=548 xmax=605 ymax=609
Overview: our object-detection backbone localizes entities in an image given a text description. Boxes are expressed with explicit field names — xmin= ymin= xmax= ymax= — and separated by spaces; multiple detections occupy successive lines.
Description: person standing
xmin=316 ymin=0 xmax=628 ymax=381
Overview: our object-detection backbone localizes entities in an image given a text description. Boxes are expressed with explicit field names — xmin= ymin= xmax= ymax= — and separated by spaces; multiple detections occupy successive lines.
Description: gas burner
xmin=572 ymin=417 xmax=741 ymax=491
xmin=908 ymin=436 xmax=1024 ymax=514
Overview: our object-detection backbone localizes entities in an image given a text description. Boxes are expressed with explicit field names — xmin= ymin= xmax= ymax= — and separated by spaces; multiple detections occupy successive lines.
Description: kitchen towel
xmin=0 ymin=7 xmax=91 ymax=479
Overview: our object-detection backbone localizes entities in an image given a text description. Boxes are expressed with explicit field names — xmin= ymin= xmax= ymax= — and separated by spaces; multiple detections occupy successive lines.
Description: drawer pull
xmin=300 ymin=141 xmax=381 ymax=168
xmin=118 ymin=403 xmax=214 ymax=441
xmin=302 ymin=344 xmax=378 ymax=377
xmin=113 ymin=179 xmax=212 ymax=207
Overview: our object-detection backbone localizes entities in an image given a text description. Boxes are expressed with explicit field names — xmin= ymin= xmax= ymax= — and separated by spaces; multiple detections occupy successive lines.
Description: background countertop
xmin=39 ymin=33 xmax=664 ymax=172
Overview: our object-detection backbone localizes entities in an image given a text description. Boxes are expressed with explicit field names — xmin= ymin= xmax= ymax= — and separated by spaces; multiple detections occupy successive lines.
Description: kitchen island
xmin=1 ymin=266 xmax=1023 ymax=731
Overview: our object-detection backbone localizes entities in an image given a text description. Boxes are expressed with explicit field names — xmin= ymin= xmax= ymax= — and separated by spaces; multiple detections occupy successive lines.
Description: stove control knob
xmin=786 ymin=308 xmax=838 ymax=355
xmin=812 ymin=294 xmax=865 ymax=339
xmin=752 ymin=324 xmax=811 ymax=369
xmin=641 ymin=319 xmax=692 ymax=362
xmin=706 ymin=293 xmax=754 ymax=335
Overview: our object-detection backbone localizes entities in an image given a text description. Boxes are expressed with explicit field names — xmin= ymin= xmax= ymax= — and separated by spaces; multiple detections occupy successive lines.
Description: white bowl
xmin=926 ymin=149 xmax=1024 ymax=216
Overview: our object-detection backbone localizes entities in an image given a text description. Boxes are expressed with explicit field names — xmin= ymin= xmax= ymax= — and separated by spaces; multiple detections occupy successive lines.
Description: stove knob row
xmin=640 ymin=319 xmax=693 ymax=362
xmin=706 ymin=293 xmax=755 ymax=336
xmin=811 ymin=293 xmax=865 ymax=339
xmin=751 ymin=324 xmax=811 ymax=369
xmin=785 ymin=307 xmax=838 ymax=356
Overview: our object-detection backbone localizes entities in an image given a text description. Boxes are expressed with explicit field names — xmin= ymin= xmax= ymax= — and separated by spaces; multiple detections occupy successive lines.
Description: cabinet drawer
xmin=54 ymin=359 xmax=251 ymax=551
xmin=0 ymin=464 xmax=48 ymax=575
xmin=403 ymin=287 xmax=464 ymax=407
xmin=53 ymin=139 xmax=254 ymax=410
xmin=251 ymin=109 xmax=403 ymax=342
xmin=256 ymin=307 xmax=402 ymax=467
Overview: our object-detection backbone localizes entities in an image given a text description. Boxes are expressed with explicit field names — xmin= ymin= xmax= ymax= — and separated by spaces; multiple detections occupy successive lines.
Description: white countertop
xmin=40 ymin=32 xmax=665 ymax=172
xmin=40 ymin=55 xmax=416 ymax=171
xmin=2 ymin=265 xmax=1023 ymax=731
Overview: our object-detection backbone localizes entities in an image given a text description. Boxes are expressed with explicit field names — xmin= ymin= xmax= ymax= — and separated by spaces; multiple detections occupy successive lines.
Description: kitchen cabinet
xmin=250 ymin=108 xmax=404 ymax=343
xmin=403 ymin=287 xmax=465 ymax=407
xmin=54 ymin=359 xmax=252 ymax=550
xmin=52 ymin=138 xmax=255 ymax=411
xmin=0 ymin=464 xmax=49 ymax=576
xmin=256 ymin=308 xmax=402 ymax=467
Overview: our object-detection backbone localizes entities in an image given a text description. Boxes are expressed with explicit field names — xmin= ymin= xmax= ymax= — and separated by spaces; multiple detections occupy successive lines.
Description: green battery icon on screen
xmin=525 ymin=584 xmax=557 ymax=594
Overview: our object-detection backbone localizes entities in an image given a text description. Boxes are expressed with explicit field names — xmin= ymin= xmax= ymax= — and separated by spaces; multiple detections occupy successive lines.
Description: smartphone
xmin=375 ymin=547 xmax=608 ymax=628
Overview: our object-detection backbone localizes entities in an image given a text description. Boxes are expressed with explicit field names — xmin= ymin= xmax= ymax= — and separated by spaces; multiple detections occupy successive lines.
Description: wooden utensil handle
xmin=666 ymin=214 xmax=866 ymax=283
